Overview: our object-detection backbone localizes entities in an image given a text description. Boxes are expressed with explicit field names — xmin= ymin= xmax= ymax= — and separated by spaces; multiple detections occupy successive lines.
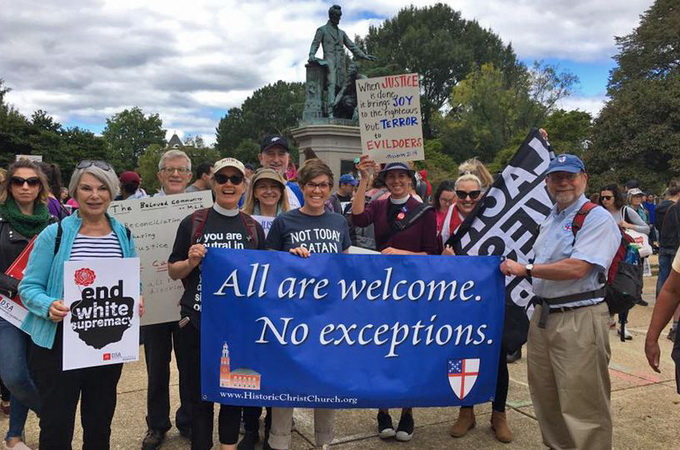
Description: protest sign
xmin=201 ymin=249 xmax=504 ymax=408
xmin=251 ymin=215 xmax=274 ymax=238
xmin=108 ymin=191 xmax=212 ymax=325
xmin=0 ymin=237 xmax=35 ymax=329
xmin=356 ymin=73 xmax=424 ymax=163
xmin=449 ymin=128 xmax=554 ymax=351
xmin=63 ymin=258 xmax=140 ymax=370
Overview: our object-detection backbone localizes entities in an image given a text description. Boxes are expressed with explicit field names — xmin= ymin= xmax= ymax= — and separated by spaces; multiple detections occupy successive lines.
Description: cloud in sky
xmin=0 ymin=0 xmax=654 ymax=145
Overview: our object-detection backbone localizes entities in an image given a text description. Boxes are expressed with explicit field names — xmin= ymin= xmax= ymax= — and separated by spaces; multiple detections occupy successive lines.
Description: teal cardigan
xmin=19 ymin=213 xmax=137 ymax=349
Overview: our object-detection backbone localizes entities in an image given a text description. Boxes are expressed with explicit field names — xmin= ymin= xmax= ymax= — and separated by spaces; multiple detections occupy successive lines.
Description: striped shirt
xmin=70 ymin=232 xmax=123 ymax=261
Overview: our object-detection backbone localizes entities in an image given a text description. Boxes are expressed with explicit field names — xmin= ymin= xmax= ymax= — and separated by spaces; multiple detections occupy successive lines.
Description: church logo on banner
xmin=219 ymin=342 xmax=261 ymax=391
xmin=448 ymin=358 xmax=480 ymax=400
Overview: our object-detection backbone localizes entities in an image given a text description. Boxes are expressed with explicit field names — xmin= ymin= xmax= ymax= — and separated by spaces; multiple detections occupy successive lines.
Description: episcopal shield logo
xmin=448 ymin=358 xmax=480 ymax=400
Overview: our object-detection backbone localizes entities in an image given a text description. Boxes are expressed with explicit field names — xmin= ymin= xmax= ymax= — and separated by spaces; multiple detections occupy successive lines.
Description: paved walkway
xmin=13 ymin=257 xmax=679 ymax=449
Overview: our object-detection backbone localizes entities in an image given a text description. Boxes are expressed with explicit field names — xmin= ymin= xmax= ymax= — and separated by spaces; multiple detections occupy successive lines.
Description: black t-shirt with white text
xmin=169 ymin=208 xmax=265 ymax=327
xmin=266 ymin=209 xmax=351 ymax=254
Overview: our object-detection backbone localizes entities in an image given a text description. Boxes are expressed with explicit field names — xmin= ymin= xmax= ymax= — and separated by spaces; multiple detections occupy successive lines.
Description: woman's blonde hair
xmin=242 ymin=168 xmax=290 ymax=215
xmin=454 ymin=173 xmax=482 ymax=190
xmin=458 ymin=158 xmax=493 ymax=190
xmin=0 ymin=159 xmax=50 ymax=206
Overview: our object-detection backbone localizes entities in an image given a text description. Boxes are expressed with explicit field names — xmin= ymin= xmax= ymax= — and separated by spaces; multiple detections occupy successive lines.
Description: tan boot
xmin=491 ymin=410 xmax=513 ymax=443
xmin=449 ymin=407 xmax=475 ymax=438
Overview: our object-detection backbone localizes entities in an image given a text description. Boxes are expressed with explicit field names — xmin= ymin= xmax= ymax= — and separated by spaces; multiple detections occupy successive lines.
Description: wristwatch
xmin=525 ymin=264 xmax=534 ymax=277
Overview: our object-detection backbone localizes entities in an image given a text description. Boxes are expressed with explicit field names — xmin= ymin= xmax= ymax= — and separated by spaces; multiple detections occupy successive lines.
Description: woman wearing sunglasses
xmin=168 ymin=158 xmax=266 ymax=450
xmin=351 ymin=156 xmax=438 ymax=443
xmin=0 ymin=160 xmax=54 ymax=450
xmin=19 ymin=159 xmax=142 ymax=449
xmin=439 ymin=175 xmax=483 ymax=247
xmin=442 ymin=173 xmax=513 ymax=443
xmin=599 ymin=184 xmax=650 ymax=339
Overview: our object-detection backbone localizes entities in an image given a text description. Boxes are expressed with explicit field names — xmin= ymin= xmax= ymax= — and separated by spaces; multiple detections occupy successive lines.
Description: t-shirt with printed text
xmin=266 ymin=209 xmax=351 ymax=254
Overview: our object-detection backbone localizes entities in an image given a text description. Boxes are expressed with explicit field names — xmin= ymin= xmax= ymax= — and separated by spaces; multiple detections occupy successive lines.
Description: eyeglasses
xmin=10 ymin=176 xmax=41 ymax=187
xmin=305 ymin=182 xmax=331 ymax=191
xmin=213 ymin=173 xmax=244 ymax=185
xmin=159 ymin=167 xmax=191 ymax=175
xmin=455 ymin=190 xmax=481 ymax=200
xmin=600 ymin=195 xmax=613 ymax=201
xmin=547 ymin=172 xmax=580 ymax=182
xmin=76 ymin=160 xmax=113 ymax=171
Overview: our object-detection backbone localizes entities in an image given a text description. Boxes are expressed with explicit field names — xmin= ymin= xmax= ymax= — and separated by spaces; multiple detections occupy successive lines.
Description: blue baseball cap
xmin=339 ymin=173 xmax=358 ymax=186
xmin=545 ymin=154 xmax=586 ymax=175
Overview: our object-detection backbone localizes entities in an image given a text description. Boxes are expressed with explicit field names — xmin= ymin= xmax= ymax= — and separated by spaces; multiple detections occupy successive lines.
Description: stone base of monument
xmin=291 ymin=123 xmax=362 ymax=180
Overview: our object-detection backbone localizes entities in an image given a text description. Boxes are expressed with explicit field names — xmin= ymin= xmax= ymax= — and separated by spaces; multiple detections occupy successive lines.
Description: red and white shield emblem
xmin=448 ymin=358 xmax=480 ymax=400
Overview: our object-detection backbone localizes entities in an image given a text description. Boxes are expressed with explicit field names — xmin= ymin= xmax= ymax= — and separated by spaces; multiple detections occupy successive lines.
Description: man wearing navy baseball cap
xmin=258 ymin=134 xmax=303 ymax=209
xmin=501 ymin=153 xmax=620 ymax=448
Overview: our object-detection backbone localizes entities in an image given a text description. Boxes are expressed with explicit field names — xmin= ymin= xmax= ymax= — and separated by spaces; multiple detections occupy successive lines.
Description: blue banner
xmin=201 ymin=249 xmax=504 ymax=408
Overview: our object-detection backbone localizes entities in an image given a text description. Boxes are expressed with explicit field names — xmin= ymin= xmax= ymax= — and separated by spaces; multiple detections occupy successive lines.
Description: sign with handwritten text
xmin=108 ymin=191 xmax=212 ymax=325
xmin=356 ymin=73 xmax=424 ymax=163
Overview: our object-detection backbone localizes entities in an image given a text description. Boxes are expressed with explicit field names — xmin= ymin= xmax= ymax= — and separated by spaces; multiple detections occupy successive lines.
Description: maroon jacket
xmin=352 ymin=196 xmax=439 ymax=254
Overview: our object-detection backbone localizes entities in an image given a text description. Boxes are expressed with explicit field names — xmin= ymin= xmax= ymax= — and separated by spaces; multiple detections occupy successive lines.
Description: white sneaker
xmin=618 ymin=328 xmax=633 ymax=340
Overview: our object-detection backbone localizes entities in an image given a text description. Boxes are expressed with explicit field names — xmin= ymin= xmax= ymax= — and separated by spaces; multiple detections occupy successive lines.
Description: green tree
xmin=589 ymin=0 xmax=680 ymax=193
xmin=215 ymin=81 xmax=304 ymax=158
xmin=542 ymin=109 xmax=592 ymax=155
xmin=358 ymin=3 xmax=521 ymax=137
xmin=102 ymin=107 xmax=166 ymax=170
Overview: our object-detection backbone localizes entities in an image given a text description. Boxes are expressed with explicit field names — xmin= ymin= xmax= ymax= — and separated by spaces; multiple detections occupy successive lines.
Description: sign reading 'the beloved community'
xmin=356 ymin=73 xmax=424 ymax=163
xmin=109 ymin=191 xmax=212 ymax=325
xmin=201 ymin=249 xmax=504 ymax=408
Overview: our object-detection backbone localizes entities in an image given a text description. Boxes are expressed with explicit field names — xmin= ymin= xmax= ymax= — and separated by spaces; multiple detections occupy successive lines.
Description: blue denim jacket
xmin=19 ymin=213 xmax=136 ymax=349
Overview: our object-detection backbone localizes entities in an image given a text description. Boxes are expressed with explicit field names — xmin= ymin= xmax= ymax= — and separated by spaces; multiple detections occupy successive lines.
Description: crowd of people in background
xmin=0 ymin=136 xmax=679 ymax=450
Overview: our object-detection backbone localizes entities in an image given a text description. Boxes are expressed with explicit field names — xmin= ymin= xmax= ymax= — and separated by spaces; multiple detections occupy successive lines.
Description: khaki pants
xmin=527 ymin=302 xmax=612 ymax=450
xmin=268 ymin=407 xmax=335 ymax=449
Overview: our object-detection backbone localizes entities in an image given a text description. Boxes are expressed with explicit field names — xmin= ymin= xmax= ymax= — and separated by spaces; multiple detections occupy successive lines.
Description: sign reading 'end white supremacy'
xmin=201 ymin=250 xmax=504 ymax=409
xmin=356 ymin=73 xmax=424 ymax=163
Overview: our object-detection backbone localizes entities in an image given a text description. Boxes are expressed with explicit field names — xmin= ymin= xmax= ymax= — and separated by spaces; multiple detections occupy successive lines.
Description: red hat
xmin=120 ymin=171 xmax=141 ymax=184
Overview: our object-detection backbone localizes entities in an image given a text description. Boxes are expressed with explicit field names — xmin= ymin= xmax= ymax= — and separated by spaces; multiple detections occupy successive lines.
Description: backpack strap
xmin=54 ymin=220 xmax=63 ymax=256
xmin=571 ymin=201 xmax=599 ymax=240
xmin=190 ymin=208 xmax=210 ymax=244
xmin=239 ymin=212 xmax=259 ymax=249
xmin=394 ymin=204 xmax=433 ymax=232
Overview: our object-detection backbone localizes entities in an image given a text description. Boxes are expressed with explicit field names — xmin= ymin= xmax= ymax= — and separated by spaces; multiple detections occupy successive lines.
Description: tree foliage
xmin=358 ymin=3 xmax=521 ymax=137
xmin=102 ymin=107 xmax=166 ymax=171
xmin=215 ymin=81 xmax=304 ymax=164
xmin=589 ymin=0 xmax=680 ymax=193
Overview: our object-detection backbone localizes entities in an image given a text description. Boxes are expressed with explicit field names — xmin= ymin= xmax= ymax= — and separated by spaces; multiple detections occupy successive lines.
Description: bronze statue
xmin=332 ymin=63 xmax=366 ymax=120
xmin=308 ymin=4 xmax=376 ymax=116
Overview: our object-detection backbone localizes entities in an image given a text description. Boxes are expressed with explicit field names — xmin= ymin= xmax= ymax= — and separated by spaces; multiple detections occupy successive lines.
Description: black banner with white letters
xmin=448 ymin=128 xmax=554 ymax=351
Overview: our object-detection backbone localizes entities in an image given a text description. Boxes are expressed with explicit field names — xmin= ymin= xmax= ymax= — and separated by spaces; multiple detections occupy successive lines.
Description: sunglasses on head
xmin=600 ymin=195 xmax=613 ymax=201
xmin=455 ymin=190 xmax=481 ymax=200
xmin=10 ymin=176 xmax=41 ymax=187
xmin=76 ymin=160 xmax=113 ymax=171
xmin=214 ymin=173 xmax=244 ymax=185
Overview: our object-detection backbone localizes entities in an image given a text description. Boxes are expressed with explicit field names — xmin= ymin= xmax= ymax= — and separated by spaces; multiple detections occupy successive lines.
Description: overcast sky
xmin=0 ymin=0 xmax=654 ymax=145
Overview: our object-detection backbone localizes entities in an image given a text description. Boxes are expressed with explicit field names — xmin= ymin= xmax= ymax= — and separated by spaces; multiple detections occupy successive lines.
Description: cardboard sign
xmin=356 ymin=73 xmax=424 ymax=163
xmin=108 ymin=191 xmax=213 ymax=325
xmin=63 ymin=258 xmax=140 ymax=370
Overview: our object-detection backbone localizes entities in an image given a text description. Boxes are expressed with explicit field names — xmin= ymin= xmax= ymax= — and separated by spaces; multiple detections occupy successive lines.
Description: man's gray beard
xmin=554 ymin=192 xmax=577 ymax=205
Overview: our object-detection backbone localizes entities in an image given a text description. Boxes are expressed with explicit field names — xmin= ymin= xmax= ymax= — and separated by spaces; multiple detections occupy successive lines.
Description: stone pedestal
xmin=291 ymin=124 xmax=362 ymax=180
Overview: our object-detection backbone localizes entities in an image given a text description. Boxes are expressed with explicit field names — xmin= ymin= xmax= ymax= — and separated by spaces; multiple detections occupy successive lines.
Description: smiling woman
xmin=19 ymin=159 xmax=141 ymax=449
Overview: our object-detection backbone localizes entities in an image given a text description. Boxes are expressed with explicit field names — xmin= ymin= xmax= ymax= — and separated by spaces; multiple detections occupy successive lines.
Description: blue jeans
xmin=656 ymin=251 xmax=676 ymax=297
xmin=0 ymin=317 xmax=41 ymax=439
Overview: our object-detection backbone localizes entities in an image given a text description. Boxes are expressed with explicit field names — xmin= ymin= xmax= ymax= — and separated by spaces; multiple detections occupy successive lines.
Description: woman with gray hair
xmin=19 ymin=160 xmax=143 ymax=449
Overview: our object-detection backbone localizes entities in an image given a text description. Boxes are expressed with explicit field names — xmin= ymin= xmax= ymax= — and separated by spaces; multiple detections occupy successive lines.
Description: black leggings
xmin=462 ymin=348 xmax=508 ymax=412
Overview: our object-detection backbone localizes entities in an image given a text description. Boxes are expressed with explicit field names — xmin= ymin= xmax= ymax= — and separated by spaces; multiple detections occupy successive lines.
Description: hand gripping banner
xmin=201 ymin=249 xmax=504 ymax=408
